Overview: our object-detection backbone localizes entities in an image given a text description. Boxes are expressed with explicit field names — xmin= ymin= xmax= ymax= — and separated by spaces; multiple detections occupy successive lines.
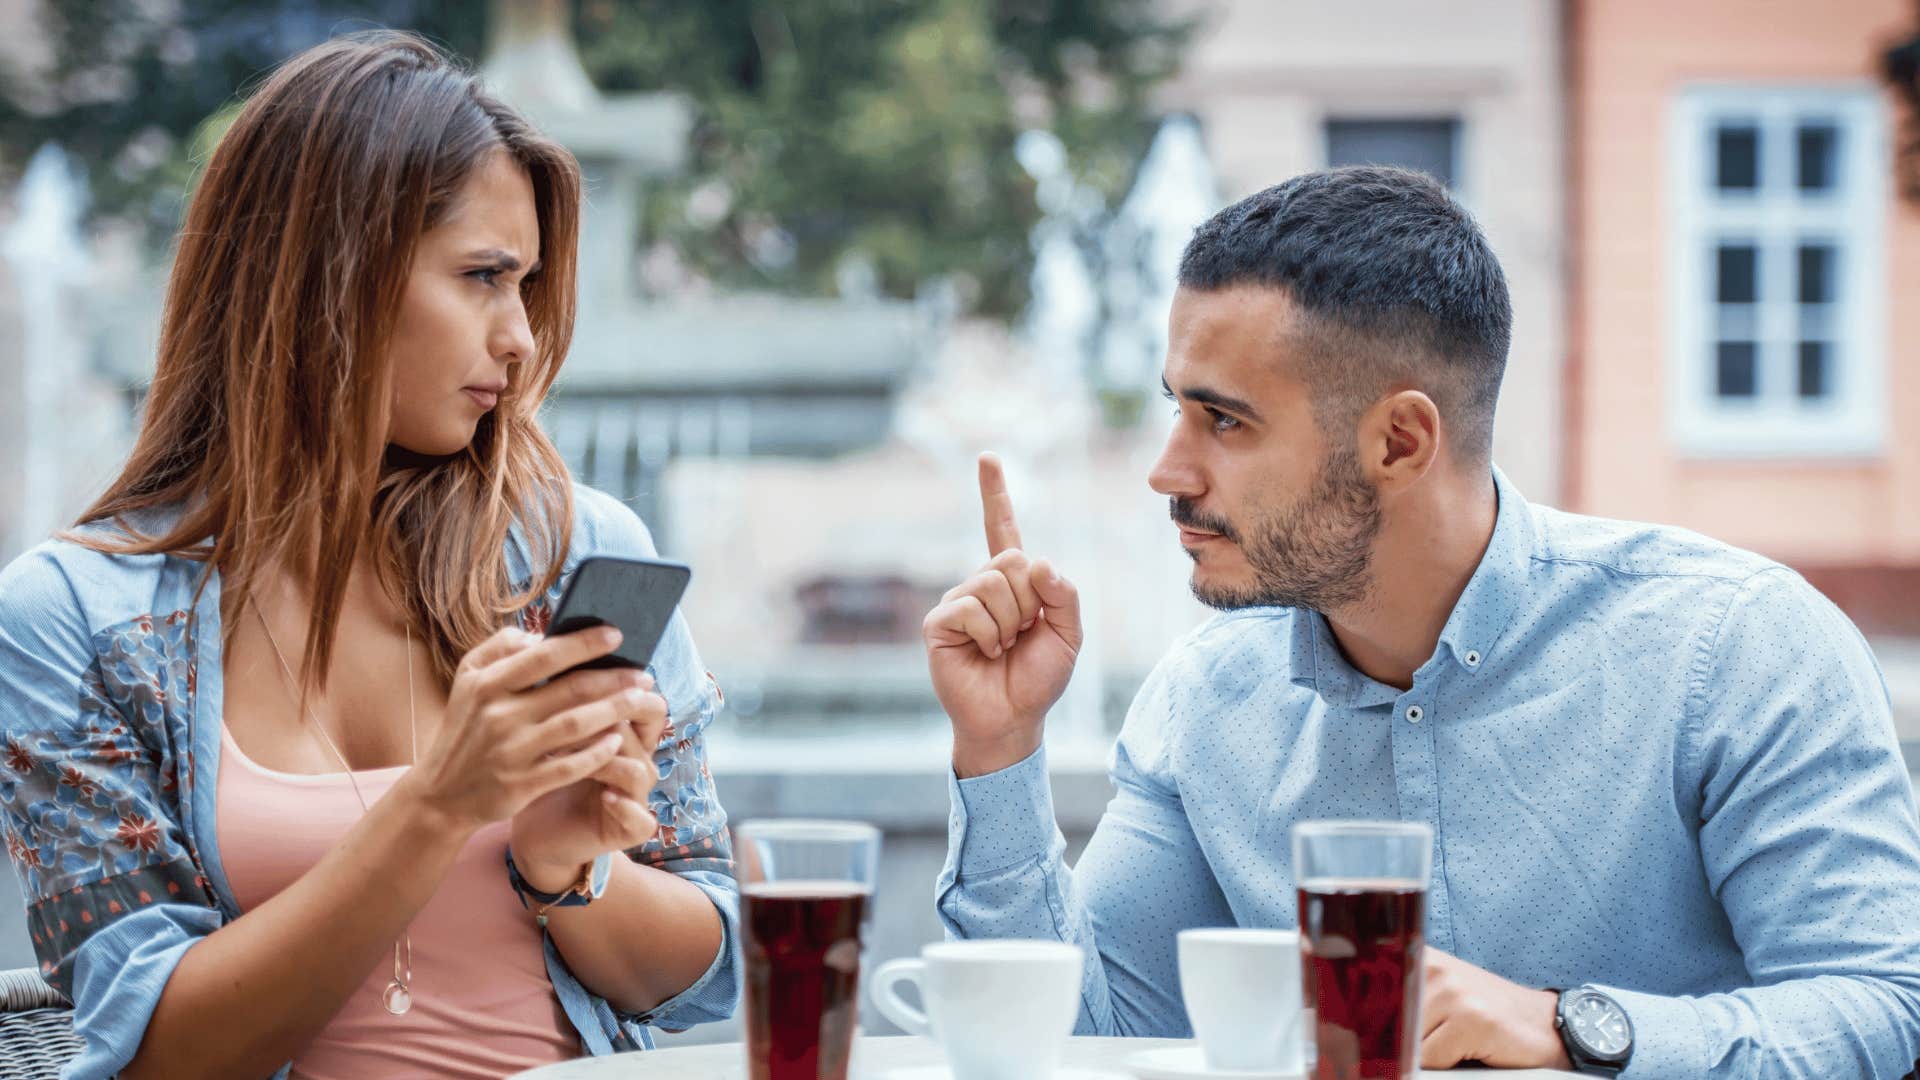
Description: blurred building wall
xmin=1159 ymin=0 xmax=1570 ymax=506
xmin=1569 ymin=0 xmax=1920 ymax=594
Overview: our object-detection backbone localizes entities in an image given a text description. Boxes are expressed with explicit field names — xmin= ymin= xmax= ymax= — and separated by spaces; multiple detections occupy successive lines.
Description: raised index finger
xmin=978 ymin=452 xmax=1025 ymax=557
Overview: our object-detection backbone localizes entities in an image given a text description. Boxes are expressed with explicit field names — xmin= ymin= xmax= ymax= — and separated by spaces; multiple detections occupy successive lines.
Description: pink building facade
xmin=1569 ymin=0 xmax=1920 ymax=633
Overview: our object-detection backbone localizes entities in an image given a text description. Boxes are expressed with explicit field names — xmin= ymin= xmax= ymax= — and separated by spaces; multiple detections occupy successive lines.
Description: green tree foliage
xmin=0 ymin=0 xmax=1191 ymax=317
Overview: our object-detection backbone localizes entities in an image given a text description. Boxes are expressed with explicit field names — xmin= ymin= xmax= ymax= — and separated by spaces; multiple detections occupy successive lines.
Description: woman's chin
xmin=384 ymin=430 xmax=474 ymax=465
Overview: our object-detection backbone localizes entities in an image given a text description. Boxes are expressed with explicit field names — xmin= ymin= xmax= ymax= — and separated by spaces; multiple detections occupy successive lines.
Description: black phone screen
xmin=547 ymin=556 xmax=692 ymax=672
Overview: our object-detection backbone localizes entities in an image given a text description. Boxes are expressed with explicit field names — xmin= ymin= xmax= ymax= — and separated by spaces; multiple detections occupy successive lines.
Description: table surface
xmin=510 ymin=1035 xmax=1583 ymax=1078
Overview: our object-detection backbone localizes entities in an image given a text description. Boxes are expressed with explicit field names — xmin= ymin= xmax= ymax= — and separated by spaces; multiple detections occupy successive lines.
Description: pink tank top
xmin=216 ymin=722 xmax=578 ymax=1079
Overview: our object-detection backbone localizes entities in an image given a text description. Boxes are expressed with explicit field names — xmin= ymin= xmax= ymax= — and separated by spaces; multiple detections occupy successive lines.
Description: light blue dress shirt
xmin=937 ymin=470 xmax=1920 ymax=1078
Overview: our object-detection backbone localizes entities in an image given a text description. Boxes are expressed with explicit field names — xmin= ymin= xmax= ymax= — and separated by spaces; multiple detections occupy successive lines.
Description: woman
xmin=0 ymin=31 xmax=735 ymax=1079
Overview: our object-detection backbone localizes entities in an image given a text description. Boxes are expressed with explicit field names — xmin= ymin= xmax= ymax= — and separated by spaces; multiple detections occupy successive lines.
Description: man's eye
xmin=1207 ymin=408 xmax=1240 ymax=433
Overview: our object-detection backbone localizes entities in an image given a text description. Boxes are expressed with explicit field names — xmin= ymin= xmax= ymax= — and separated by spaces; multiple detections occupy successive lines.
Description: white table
xmin=509 ymin=1035 xmax=1583 ymax=1078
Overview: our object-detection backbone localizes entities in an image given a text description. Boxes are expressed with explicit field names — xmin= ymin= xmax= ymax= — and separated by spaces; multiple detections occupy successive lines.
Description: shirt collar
xmin=1287 ymin=466 xmax=1534 ymax=702
xmin=1435 ymin=466 xmax=1535 ymax=673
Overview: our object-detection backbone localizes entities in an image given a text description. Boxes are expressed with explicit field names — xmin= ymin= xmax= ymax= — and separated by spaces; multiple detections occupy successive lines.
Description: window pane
xmin=1797 ymin=243 xmax=1835 ymax=304
xmin=1326 ymin=118 xmax=1460 ymax=188
xmin=1797 ymin=123 xmax=1839 ymax=192
xmin=1716 ymin=342 xmax=1758 ymax=397
xmin=1715 ymin=125 xmax=1760 ymax=190
xmin=1716 ymin=244 xmax=1758 ymax=303
xmin=1798 ymin=341 xmax=1830 ymax=398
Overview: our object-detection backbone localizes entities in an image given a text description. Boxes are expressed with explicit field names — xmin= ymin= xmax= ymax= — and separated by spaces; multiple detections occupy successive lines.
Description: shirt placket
xmin=1390 ymin=677 xmax=1453 ymax=954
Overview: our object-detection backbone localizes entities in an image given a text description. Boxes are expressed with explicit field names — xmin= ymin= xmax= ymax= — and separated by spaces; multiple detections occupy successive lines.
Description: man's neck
xmin=1322 ymin=469 xmax=1499 ymax=691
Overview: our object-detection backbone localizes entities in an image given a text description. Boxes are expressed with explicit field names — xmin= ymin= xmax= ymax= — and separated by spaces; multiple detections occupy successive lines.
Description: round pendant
xmin=382 ymin=981 xmax=412 ymax=1016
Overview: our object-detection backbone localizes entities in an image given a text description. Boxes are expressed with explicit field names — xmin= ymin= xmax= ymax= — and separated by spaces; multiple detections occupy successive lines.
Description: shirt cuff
xmin=1591 ymin=982 xmax=1709 ymax=1079
xmin=948 ymin=744 xmax=1059 ymax=877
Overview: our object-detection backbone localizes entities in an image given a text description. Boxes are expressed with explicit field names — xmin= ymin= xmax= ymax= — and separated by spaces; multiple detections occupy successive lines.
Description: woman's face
xmin=385 ymin=149 xmax=541 ymax=457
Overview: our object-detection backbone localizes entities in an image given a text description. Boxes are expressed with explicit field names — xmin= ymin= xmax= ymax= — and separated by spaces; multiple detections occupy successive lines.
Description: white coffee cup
xmin=1177 ymin=927 xmax=1306 ymax=1072
xmin=870 ymin=940 xmax=1085 ymax=1080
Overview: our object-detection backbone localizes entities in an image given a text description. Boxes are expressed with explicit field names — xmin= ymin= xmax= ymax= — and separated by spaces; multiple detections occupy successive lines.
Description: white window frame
xmin=1667 ymin=85 xmax=1888 ymax=458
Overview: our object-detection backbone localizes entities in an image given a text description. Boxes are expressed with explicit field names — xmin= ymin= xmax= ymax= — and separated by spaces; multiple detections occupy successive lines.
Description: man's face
xmin=1148 ymin=284 xmax=1382 ymax=612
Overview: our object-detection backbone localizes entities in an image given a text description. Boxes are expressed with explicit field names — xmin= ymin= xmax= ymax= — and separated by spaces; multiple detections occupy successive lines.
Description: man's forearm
xmin=1598 ymin=974 xmax=1920 ymax=1078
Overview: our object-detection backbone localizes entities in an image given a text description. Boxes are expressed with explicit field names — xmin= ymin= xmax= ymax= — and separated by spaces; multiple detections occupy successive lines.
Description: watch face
xmin=1566 ymin=992 xmax=1632 ymax=1058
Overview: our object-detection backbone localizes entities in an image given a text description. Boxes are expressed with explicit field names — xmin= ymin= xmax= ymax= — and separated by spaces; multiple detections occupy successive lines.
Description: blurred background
xmin=0 ymin=0 xmax=1916 ymax=1048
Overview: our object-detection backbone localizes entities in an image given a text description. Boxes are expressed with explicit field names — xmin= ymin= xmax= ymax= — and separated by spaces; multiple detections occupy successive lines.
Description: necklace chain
xmin=250 ymin=599 xmax=418 ymax=1015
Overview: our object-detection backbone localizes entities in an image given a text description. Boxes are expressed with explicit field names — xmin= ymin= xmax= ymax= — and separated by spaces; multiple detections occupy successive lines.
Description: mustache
xmin=1169 ymin=498 xmax=1238 ymax=543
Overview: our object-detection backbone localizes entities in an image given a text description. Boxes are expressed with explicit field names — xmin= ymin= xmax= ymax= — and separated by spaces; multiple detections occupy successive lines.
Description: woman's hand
xmin=509 ymin=672 xmax=670 ymax=891
xmin=398 ymin=625 xmax=642 ymax=837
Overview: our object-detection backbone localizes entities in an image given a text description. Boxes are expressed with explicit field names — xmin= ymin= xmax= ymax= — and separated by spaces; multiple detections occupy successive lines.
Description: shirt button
xmin=1464 ymin=650 xmax=1481 ymax=667
xmin=1406 ymin=705 xmax=1424 ymax=723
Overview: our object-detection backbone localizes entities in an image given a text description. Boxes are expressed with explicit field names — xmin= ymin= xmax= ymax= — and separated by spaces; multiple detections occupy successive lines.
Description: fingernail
xmin=601 ymin=626 xmax=624 ymax=646
xmin=1020 ymin=617 xmax=1036 ymax=631
xmin=623 ymin=687 xmax=650 ymax=708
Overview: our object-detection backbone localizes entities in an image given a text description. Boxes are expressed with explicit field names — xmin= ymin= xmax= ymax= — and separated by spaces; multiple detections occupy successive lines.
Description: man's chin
xmin=1188 ymin=567 xmax=1268 ymax=611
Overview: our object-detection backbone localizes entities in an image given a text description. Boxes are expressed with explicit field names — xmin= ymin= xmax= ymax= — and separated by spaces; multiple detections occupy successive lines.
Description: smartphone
xmin=546 ymin=555 xmax=693 ymax=673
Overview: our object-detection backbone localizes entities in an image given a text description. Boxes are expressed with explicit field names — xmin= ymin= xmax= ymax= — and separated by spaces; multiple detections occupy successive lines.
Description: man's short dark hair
xmin=1177 ymin=166 xmax=1512 ymax=463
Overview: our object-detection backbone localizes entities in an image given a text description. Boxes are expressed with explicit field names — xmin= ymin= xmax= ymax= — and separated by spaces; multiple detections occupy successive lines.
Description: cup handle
xmin=869 ymin=957 xmax=931 ymax=1036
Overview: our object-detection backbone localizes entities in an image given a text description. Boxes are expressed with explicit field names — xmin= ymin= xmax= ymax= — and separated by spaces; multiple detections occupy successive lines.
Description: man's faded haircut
xmin=1177 ymin=166 xmax=1512 ymax=464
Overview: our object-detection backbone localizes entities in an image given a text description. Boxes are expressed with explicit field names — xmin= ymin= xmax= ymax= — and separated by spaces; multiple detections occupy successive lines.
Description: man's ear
xmin=1357 ymin=389 xmax=1440 ymax=491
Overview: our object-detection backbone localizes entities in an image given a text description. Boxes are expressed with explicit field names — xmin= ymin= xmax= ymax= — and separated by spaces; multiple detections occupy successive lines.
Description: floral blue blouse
xmin=0 ymin=483 xmax=738 ymax=1078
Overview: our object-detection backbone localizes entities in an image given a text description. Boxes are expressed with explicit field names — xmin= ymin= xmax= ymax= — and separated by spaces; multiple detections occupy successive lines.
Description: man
xmin=923 ymin=166 xmax=1920 ymax=1077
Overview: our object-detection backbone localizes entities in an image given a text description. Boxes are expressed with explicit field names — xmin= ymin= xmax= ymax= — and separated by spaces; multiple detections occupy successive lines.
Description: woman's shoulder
xmin=565 ymin=481 xmax=661 ymax=562
xmin=0 ymin=528 xmax=180 ymax=642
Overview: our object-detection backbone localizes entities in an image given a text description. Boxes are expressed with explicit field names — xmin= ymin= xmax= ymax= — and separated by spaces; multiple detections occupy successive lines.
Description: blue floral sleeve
xmin=0 ymin=546 xmax=223 ymax=1078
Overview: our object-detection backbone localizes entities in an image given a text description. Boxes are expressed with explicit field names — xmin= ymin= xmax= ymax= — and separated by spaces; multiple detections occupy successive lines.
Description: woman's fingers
xmin=484 ymin=625 xmax=625 ymax=694
xmin=459 ymin=626 xmax=538 ymax=674
xmin=530 ymin=731 xmax=625 ymax=792
xmin=512 ymin=668 xmax=650 ymax=725
xmin=519 ymin=694 xmax=636 ymax=759
xmin=601 ymin=789 xmax=657 ymax=846
xmin=592 ymin=754 xmax=659 ymax=799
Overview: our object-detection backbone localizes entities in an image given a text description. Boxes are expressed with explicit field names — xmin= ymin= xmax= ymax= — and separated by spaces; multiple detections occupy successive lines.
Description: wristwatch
xmin=506 ymin=850 xmax=613 ymax=927
xmin=1554 ymin=987 xmax=1634 ymax=1076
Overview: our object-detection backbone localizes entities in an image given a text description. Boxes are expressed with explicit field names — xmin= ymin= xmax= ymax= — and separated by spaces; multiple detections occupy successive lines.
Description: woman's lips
xmin=463 ymin=388 xmax=500 ymax=410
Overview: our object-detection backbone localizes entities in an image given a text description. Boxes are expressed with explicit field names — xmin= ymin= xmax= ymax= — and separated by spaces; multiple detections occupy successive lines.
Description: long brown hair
xmin=71 ymin=30 xmax=581 ymax=690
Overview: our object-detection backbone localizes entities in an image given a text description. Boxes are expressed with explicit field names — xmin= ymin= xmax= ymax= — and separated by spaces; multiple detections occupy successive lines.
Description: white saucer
xmin=879 ymin=1060 xmax=1128 ymax=1068
xmin=1122 ymin=1045 xmax=1304 ymax=1080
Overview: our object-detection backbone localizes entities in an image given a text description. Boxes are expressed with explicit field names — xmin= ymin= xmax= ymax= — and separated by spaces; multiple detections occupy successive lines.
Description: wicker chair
xmin=0 ymin=968 xmax=80 ymax=1079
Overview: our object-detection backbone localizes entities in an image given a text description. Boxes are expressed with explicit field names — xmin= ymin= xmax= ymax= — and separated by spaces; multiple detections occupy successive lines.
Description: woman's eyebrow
xmin=463 ymin=247 xmax=541 ymax=274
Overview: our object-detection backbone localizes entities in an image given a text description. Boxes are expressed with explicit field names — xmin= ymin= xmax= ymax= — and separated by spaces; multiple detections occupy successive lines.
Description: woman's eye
xmin=468 ymin=267 xmax=502 ymax=287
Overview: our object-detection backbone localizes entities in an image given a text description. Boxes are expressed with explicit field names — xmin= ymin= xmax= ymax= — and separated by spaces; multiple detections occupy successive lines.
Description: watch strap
xmin=506 ymin=850 xmax=612 ymax=914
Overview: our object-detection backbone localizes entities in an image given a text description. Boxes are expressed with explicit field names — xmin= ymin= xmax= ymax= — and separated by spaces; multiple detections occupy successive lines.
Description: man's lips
xmin=1178 ymin=527 xmax=1224 ymax=545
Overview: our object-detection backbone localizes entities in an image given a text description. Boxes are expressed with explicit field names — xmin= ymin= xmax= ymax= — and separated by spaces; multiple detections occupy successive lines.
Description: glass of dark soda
xmin=738 ymin=820 xmax=882 ymax=1080
xmin=1291 ymin=821 xmax=1433 ymax=1080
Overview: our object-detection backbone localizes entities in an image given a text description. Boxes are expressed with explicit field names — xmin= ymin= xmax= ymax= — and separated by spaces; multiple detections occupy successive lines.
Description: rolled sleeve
xmin=66 ymin=904 xmax=223 ymax=1079
xmin=625 ymin=868 xmax=738 ymax=1031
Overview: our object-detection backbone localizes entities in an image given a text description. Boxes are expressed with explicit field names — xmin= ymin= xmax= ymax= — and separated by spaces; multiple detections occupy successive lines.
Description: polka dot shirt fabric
xmin=934 ymin=468 xmax=1920 ymax=1078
